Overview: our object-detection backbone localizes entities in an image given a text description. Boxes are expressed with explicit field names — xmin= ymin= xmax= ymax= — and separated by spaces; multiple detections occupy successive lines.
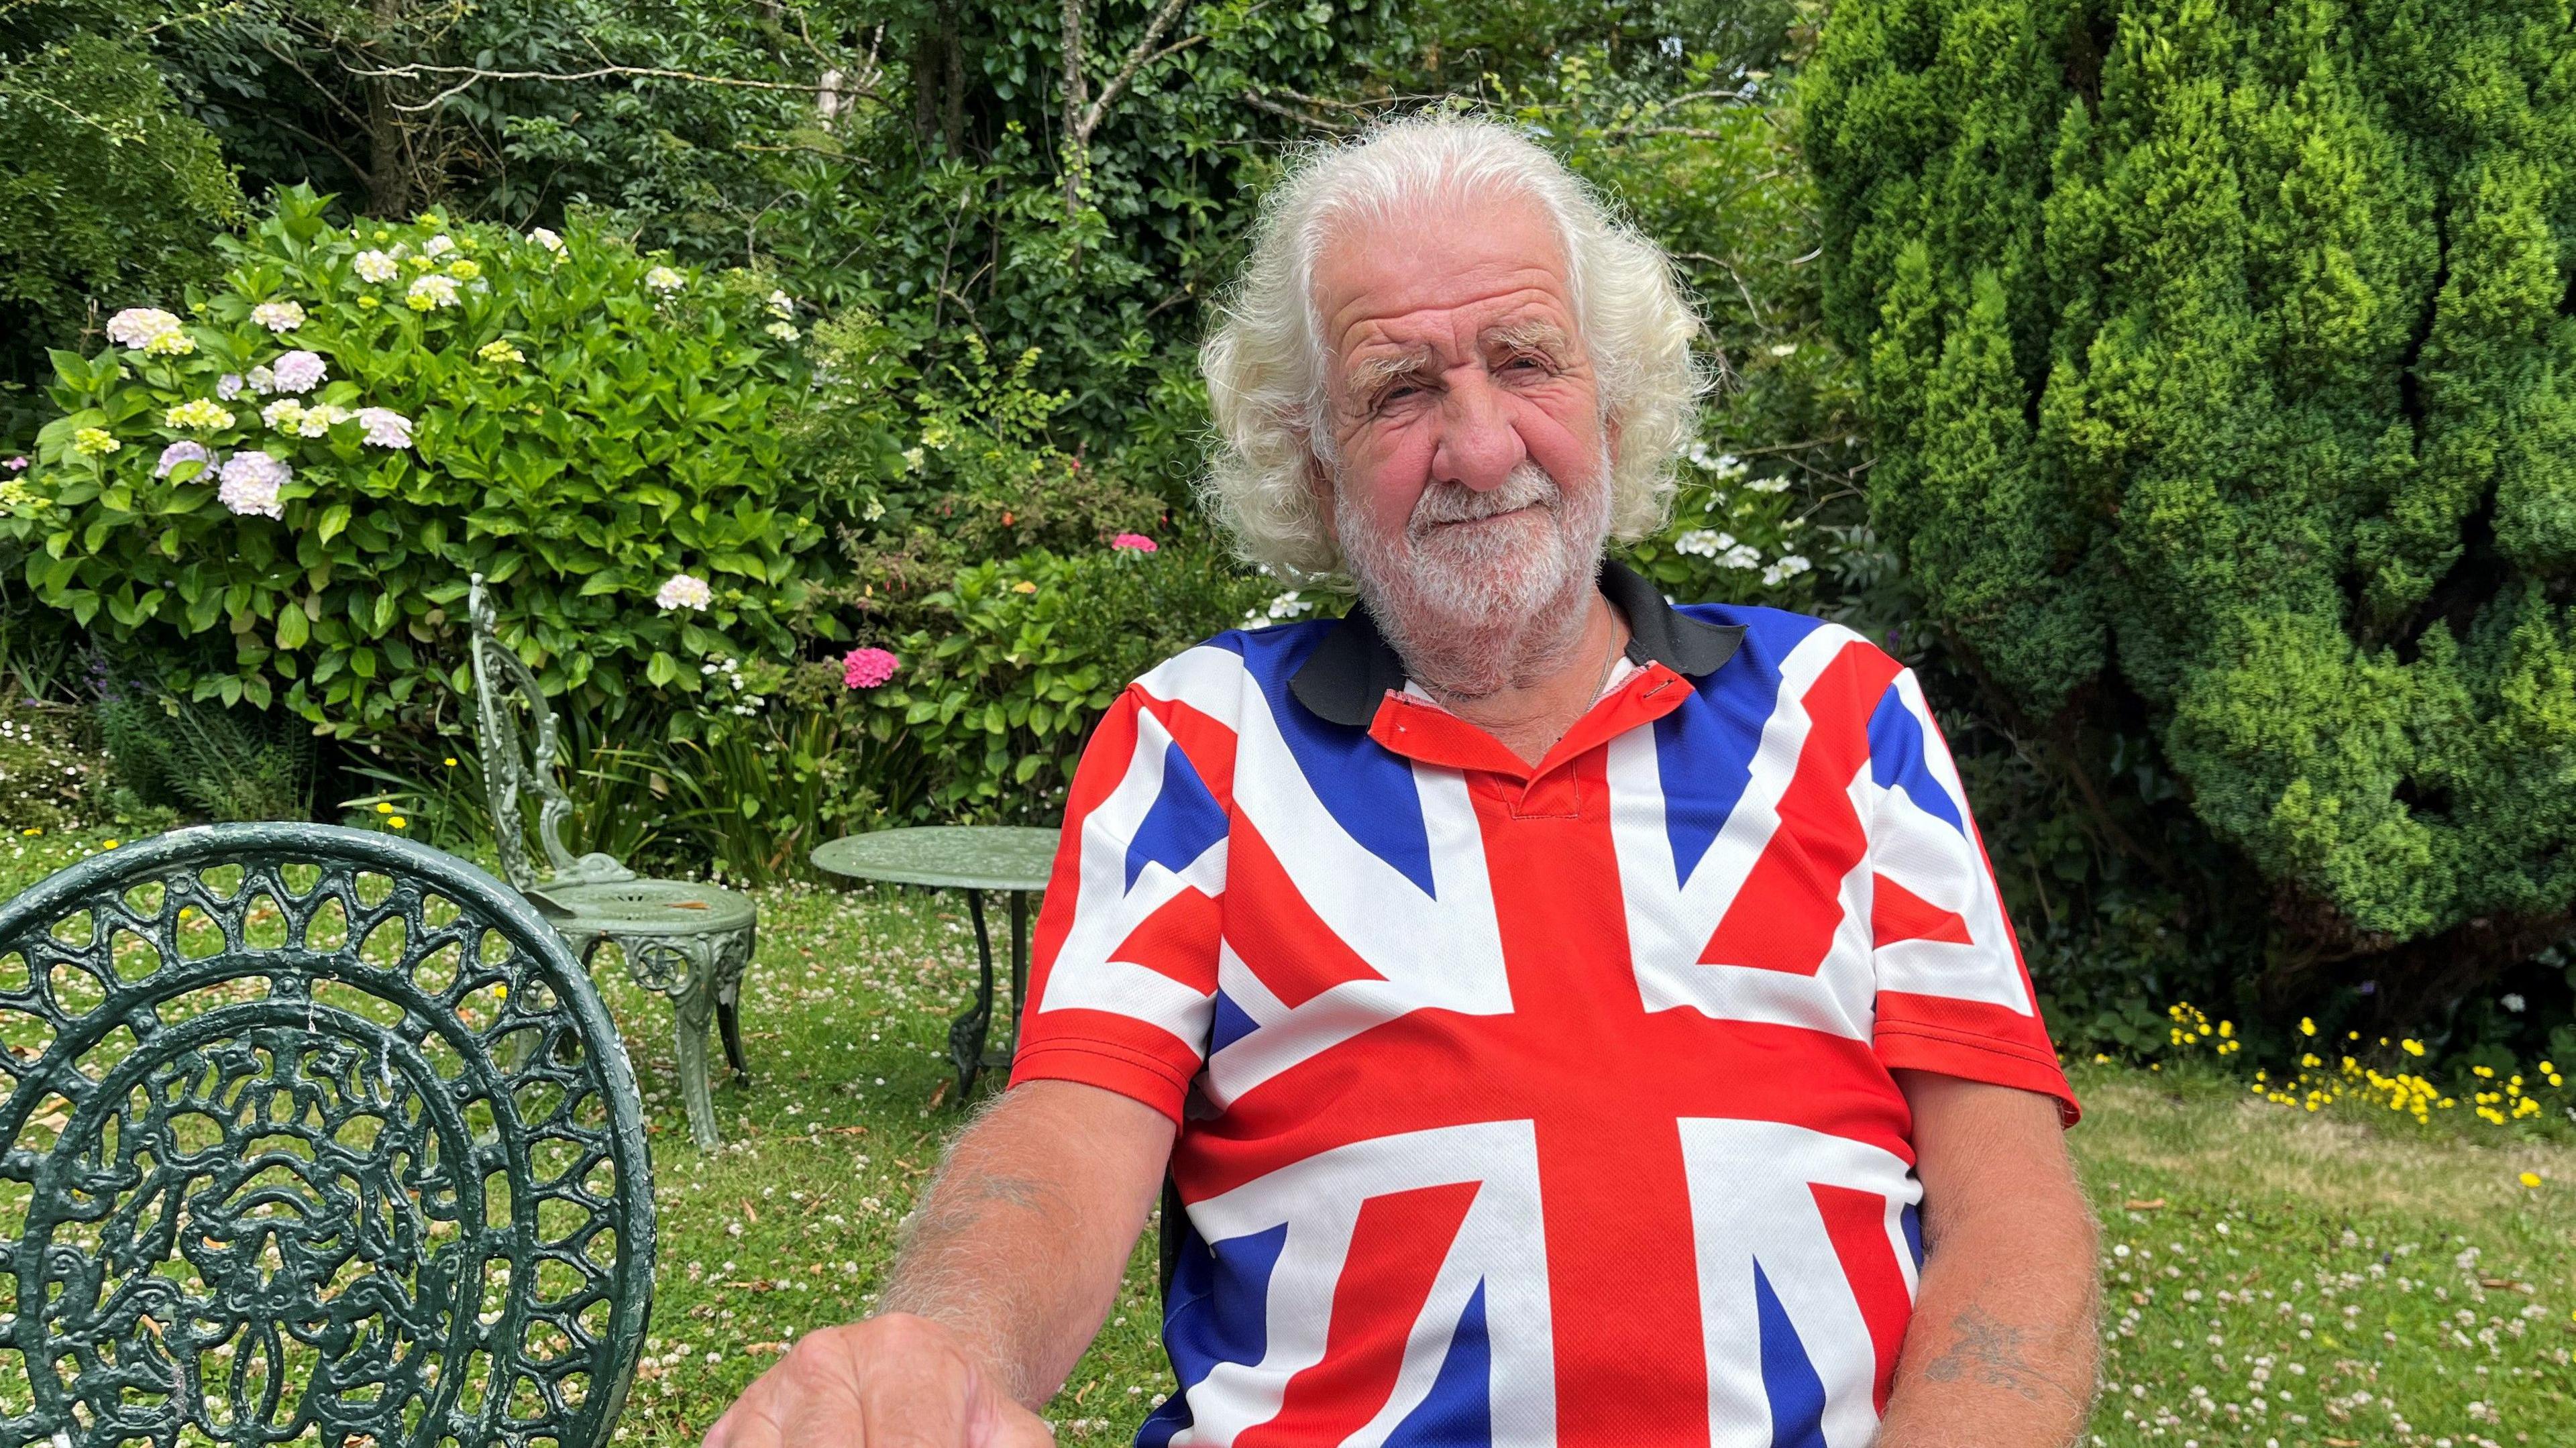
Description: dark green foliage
xmin=0 ymin=5 xmax=244 ymax=436
xmin=1807 ymin=0 xmax=2576 ymax=1015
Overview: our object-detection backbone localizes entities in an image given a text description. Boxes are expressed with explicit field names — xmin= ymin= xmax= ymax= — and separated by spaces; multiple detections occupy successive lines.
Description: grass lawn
xmin=4 ymin=825 xmax=2574 ymax=1447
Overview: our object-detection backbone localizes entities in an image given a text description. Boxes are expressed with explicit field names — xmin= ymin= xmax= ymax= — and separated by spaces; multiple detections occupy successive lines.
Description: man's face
xmin=1311 ymin=194 xmax=1614 ymax=641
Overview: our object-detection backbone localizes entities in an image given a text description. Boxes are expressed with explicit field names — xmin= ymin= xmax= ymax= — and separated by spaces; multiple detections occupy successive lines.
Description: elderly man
xmin=708 ymin=115 xmax=2098 ymax=1448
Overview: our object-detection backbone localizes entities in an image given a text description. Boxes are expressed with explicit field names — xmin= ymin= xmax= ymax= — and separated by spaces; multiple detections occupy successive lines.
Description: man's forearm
xmin=875 ymin=1081 xmax=1173 ymax=1408
xmin=1874 ymin=1203 xmax=2100 ymax=1447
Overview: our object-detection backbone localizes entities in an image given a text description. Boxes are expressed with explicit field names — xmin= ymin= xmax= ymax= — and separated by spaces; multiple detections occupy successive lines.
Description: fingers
xmin=973 ymin=1395 xmax=1059 ymax=1448
xmin=698 ymin=1315 xmax=1014 ymax=1448
xmin=700 ymin=1372 xmax=785 ymax=1448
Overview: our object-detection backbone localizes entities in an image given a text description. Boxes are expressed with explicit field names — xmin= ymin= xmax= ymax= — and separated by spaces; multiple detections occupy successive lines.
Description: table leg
xmin=1008 ymin=891 xmax=1030 ymax=1060
xmin=945 ymin=886 xmax=999 ymax=1099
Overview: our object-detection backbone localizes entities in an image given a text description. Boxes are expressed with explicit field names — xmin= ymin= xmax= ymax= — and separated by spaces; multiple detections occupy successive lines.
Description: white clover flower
xmin=154 ymin=441 xmax=212 ymax=478
xmin=529 ymin=227 xmax=566 ymax=256
xmin=270 ymin=350 xmax=327 ymax=394
xmin=764 ymin=321 xmax=800 ymax=341
xmin=644 ymin=266 xmax=686 ymax=294
xmin=1719 ymin=543 xmax=1762 ymax=570
xmin=252 ymin=300 xmax=307 ymax=333
xmin=296 ymin=403 xmax=350 ymax=437
xmin=246 ymin=366 xmax=275 ymax=396
xmin=217 ymin=451 xmax=290 ymax=518
xmin=261 ymin=398 xmax=306 ymax=432
xmin=354 ymin=408 xmax=413 ymax=449
xmin=164 ymin=399 xmax=235 ymax=432
xmin=354 ymin=250 xmax=400 ymax=284
xmin=1746 ymin=474 xmax=1792 ymax=494
xmin=1761 ymin=554 xmax=1813 ymax=586
xmin=655 ymin=573 xmax=712 ymax=611
xmin=766 ymin=289 xmax=795 ymax=318
xmin=215 ymin=373 xmax=245 ymax=400
xmin=407 ymin=274 xmax=461 ymax=311
xmin=105 ymin=308 xmax=184 ymax=349
xmin=421 ymin=233 xmax=456 ymax=259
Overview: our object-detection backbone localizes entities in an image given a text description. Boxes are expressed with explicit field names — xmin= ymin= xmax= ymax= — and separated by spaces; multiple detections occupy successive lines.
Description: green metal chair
xmin=466 ymin=574 xmax=757 ymax=1150
xmin=0 ymin=822 xmax=656 ymax=1448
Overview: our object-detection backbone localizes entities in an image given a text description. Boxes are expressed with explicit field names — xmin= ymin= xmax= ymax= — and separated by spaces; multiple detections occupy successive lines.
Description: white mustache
xmin=1407 ymin=463 xmax=1561 ymax=536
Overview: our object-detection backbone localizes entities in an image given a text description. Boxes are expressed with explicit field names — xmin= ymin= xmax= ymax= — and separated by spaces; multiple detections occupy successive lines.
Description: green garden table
xmin=811 ymin=826 xmax=1059 ymax=1099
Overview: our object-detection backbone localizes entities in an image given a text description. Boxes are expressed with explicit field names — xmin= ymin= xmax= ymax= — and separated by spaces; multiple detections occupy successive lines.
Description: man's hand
xmin=702 ymin=1313 xmax=1055 ymax=1448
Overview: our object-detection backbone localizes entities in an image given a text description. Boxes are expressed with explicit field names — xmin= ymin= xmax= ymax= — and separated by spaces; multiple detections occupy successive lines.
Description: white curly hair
xmin=1198 ymin=112 xmax=1709 ymax=582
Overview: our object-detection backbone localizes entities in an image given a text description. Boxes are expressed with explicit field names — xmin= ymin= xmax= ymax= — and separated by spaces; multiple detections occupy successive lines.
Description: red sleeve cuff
xmin=1008 ymin=1039 xmax=1192 ymax=1125
xmin=1875 ymin=1024 xmax=2082 ymax=1127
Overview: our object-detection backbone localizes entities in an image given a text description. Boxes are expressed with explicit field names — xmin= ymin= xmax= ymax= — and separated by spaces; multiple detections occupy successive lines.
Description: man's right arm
xmin=700 ymin=1078 xmax=1176 ymax=1447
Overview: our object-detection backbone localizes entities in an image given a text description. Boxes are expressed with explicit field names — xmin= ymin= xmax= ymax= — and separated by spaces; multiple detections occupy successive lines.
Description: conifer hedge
xmin=1805 ymin=1 xmax=2576 ymax=1008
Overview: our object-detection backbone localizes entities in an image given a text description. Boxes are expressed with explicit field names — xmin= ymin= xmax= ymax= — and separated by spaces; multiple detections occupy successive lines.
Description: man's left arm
xmin=1874 ymin=1070 xmax=2100 ymax=1448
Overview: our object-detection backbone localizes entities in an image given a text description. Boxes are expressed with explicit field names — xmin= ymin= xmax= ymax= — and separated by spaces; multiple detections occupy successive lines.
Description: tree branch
xmin=345 ymin=59 xmax=864 ymax=114
xmin=1074 ymin=0 xmax=1195 ymax=142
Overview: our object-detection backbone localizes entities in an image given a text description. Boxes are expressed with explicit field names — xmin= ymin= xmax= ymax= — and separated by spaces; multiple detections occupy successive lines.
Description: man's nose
xmin=1429 ymin=372 xmax=1527 ymax=492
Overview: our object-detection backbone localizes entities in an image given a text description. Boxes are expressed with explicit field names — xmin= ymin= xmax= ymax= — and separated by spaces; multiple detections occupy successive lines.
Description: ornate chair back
xmin=466 ymin=574 xmax=592 ymax=897
xmin=0 ymin=823 xmax=656 ymax=1448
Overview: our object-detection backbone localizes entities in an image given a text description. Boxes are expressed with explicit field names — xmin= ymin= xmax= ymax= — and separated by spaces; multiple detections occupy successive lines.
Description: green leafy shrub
xmin=1807 ymin=0 xmax=2576 ymax=1024
xmin=4 ymin=184 xmax=825 ymax=736
xmin=865 ymin=541 xmax=1272 ymax=822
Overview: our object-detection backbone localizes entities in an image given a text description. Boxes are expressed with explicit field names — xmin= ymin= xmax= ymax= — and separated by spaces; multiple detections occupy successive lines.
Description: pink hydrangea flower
xmin=155 ymin=441 xmax=211 ymax=478
xmin=216 ymin=451 xmax=290 ymax=518
xmin=269 ymin=350 xmax=327 ymax=394
xmin=1110 ymin=532 xmax=1158 ymax=553
xmin=5 ymin=457 xmax=28 ymax=471
xmin=841 ymin=647 xmax=899 ymax=689
xmin=354 ymin=407 xmax=414 ymax=449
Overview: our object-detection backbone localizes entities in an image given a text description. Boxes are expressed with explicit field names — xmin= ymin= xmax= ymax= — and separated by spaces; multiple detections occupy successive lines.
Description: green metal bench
xmin=467 ymin=575 xmax=757 ymax=1150
xmin=0 ymin=822 xmax=655 ymax=1448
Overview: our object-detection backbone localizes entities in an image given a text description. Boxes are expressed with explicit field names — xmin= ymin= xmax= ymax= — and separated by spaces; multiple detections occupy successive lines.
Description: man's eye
xmin=1378 ymin=384 xmax=1421 ymax=406
xmin=1503 ymin=354 xmax=1548 ymax=374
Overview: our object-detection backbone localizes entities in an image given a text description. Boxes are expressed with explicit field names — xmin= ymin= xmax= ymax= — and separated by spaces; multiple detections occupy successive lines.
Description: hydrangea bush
xmin=4 ymin=186 xmax=825 ymax=734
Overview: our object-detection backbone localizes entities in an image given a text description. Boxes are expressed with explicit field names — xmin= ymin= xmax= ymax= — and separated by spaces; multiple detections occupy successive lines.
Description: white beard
xmin=1336 ymin=447 xmax=1615 ymax=698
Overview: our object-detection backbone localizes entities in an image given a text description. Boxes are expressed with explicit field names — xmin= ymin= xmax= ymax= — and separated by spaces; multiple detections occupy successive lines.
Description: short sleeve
xmin=1862 ymin=669 xmax=2079 ymax=1125
xmin=1008 ymin=686 xmax=1229 ymax=1123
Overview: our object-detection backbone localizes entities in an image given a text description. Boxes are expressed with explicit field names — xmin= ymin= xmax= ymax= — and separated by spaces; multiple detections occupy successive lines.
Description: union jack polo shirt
xmin=1009 ymin=558 xmax=2079 ymax=1448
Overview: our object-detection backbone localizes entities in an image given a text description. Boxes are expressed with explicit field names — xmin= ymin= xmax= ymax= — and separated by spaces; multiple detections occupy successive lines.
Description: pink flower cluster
xmin=1110 ymin=532 xmax=1158 ymax=553
xmin=842 ymin=647 xmax=899 ymax=689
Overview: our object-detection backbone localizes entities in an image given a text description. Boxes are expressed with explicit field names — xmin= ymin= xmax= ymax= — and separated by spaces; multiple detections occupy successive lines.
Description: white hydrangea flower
xmin=245 ymin=366 xmax=275 ymax=396
xmin=1760 ymin=554 xmax=1813 ymax=586
xmin=217 ymin=451 xmax=290 ymax=518
xmin=354 ymin=408 xmax=414 ymax=449
xmin=644 ymin=266 xmax=685 ymax=294
xmin=215 ymin=373 xmax=245 ymax=400
xmin=163 ymin=399 xmax=235 ymax=432
xmin=529 ymin=227 xmax=566 ymax=256
xmin=1672 ymin=528 xmax=1731 ymax=558
xmin=1719 ymin=543 xmax=1762 ymax=570
xmin=105 ymin=308 xmax=184 ymax=350
xmin=765 ymin=321 xmax=800 ymax=341
xmin=766 ymin=289 xmax=795 ymax=318
xmin=407 ymin=274 xmax=461 ymax=311
xmin=421 ymin=233 xmax=457 ymax=258
xmin=296 ymin=403 xmax=350 ymax=437
xmin=252 ymin=300 xmax=307 ymax=333
xmin=354 ymin=250 xmax=400 ymax=284
xmin=261 ymin=398 xmax=305 ymax=432
xmin=270 ymin=350 xmax=326 ymax=394
xmin=655 ymin=573 xmax=712 ymax=611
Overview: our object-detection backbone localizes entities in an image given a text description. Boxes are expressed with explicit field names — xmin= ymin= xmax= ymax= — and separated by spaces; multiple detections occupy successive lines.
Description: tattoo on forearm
xmin=1919 ymin=1305 xmax=2083 ymax=1406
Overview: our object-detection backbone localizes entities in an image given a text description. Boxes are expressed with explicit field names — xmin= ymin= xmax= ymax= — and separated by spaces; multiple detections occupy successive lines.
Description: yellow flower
xmin=446 ymin=258 xmax=481 ymax=280
xmin=2299 ymin=1016 xmax=2316 ymax=1036
xmin=390 ymin=816 xmax=408 ymax=829
xmin=445 ymin=757 xmax=458 ymax=767
xmin=358 ymin=295 xmax=382 ymax=309
xmin=101 ymin=839 xmax=119 ymax=848
xmin=2217 ymin=1020 xmax=2234 ymax=1038
xmin=376 ymin=801 xmax=394 ymax=814
xmin=1012 ymin=580 xmax=1038 ymax=594
xmin=19 ymin=827 xmax=40 ymax=836
xmin=2520 ymin=1172 xmax=2542 ymax=1188
xmin=2401 ymin=1038 xmax=2425 ymax=1056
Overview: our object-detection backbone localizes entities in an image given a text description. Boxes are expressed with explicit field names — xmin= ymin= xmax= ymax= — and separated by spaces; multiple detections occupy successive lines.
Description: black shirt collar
xmin=1286 ymin=557 xmax=1746 ymax=728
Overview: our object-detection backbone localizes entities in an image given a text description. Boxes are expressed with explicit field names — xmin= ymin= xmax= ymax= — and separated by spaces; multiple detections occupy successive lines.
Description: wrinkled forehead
xmin=1306 ymin=187 xmax=1578 ymax=359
